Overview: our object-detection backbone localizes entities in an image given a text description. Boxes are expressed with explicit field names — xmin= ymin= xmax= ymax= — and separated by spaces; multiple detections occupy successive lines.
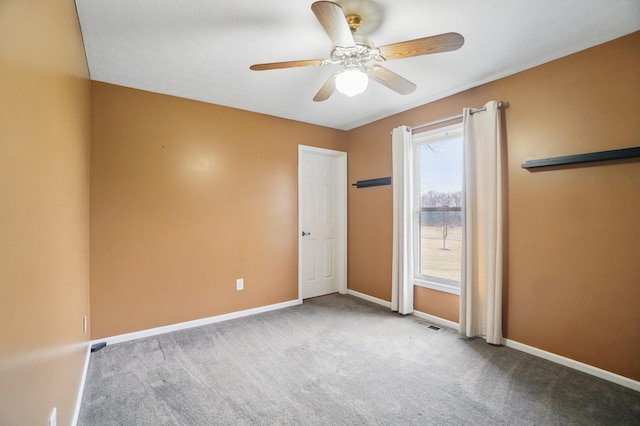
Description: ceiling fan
xmin=250 ymin=1 xmax=464 ymax=101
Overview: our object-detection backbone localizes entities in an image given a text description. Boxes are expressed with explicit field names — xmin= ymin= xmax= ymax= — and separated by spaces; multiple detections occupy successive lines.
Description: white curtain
xmin=460 ymin=101 xmax=504 ymax=345
xmin=391 ymin=125 xmax=414 ymax=314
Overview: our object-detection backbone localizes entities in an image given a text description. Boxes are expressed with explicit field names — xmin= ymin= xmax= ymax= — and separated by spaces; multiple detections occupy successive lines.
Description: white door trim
xmin=298 ymin=145 xmax=347 ymax=301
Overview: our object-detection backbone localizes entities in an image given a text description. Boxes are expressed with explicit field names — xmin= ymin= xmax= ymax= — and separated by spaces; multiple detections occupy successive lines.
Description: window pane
xmin=419 ymin=139 xmax=463 ymax=207
xmin=419 ymin=210 xmax=462 ymax=282
xmin=418 ymin=137 xmax=463 ymax=283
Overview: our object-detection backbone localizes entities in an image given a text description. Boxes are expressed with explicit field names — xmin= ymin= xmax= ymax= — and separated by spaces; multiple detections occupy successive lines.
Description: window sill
xmin=414 ymin=278 xmax=460 ymax=295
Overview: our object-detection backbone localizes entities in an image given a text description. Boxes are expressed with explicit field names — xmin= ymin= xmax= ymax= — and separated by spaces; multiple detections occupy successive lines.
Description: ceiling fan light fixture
xmin=335 ymin=68 xmax=368 ymax=97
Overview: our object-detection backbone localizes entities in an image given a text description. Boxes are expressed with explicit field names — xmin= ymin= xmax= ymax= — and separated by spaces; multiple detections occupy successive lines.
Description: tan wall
xmin=347 ymin=32 xmax=640 ymax=380
xmin=414 ymin=288 xmax=459 ymax=323
xmin=90 ymin=82 xmax=347 ymax=338
xmin=0 ymin=1 xmax=91 ymax=425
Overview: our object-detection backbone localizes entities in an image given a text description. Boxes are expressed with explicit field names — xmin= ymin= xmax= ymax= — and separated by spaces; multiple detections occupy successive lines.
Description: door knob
xmin=302 ymin=231 xmax=311 ymax=236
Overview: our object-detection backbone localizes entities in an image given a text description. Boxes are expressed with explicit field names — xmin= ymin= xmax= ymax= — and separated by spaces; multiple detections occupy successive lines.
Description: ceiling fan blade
xmin=377 ymin=32 xmax=464 ymax=61
xmin=311 ymin=1 xmax=356 ymax=48
xmin=369 ymin=65 xmax=416 ymax=95
xmin=313 ymin=73 xmax=338 ymax=102
xmin=250 ymin=59 xmax=325 ymax=71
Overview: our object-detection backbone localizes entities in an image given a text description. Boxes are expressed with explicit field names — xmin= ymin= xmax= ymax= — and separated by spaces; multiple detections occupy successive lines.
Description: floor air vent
xmin=415 ymin=320 xmax=441 ymax=331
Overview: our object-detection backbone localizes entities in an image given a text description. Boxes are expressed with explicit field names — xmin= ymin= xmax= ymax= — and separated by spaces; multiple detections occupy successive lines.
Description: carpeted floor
xmin=78 ymin=294 xmax=640 ymax=425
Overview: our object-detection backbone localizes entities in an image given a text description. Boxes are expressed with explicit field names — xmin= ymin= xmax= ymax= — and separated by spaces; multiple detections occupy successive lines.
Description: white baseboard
xmin=71 ymin=343 xmax=91 ymax=426
xmin=347 ymin=290 xmax=460 ymax=332
xmin=412 ymin=310 xmax=460 ymax=331
xmin=505 ymin=339 xmax=640 ymax=392
xmin=93 ymin=299 xmax=301 ymax=346
xmin=347 ymin=289 xmax=392 ymax=308
xmin=348 ymin=289 xmax=638 ymax=392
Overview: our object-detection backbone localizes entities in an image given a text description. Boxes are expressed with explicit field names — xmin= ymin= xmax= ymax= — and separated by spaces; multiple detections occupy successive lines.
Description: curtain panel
xmin=460 ymin=100 xmax=504 ymax=345
xmin=391 ymin=125 xmax=414 ymax=315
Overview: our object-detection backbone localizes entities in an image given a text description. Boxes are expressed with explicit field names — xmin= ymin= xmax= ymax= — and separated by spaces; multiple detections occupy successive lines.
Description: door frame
xmin=298 ymin=145 xmax=347 ymax=301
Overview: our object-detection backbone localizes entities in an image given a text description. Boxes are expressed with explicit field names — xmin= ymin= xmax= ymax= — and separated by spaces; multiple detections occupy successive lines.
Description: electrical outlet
xmin=48 ymin=407 xmax=57 ymax=426
xmin=83 ymin=316 xmax=87 ymax=334
xmin=236 ymin=278 xmax=244 ymax=291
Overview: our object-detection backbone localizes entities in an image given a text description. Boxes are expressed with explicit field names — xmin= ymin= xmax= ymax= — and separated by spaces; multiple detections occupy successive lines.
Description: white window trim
xmin=412 ymin=123 xmax=463 ymax=295
xmin=414 ymin=277 xmax=461 ymax=295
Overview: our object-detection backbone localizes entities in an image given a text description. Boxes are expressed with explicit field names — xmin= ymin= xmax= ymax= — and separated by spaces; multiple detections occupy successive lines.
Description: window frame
xmin=411 ymin=123 xmax=463 ymax=295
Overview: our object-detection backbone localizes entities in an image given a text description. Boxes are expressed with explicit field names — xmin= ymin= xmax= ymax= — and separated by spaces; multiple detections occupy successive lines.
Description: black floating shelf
xmin=521 ymin=146 xmax=640 ymax=170
xmin=352 ymin=177 xmax=391 ymax=188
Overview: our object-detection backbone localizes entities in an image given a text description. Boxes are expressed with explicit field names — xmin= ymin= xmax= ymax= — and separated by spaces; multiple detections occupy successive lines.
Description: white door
xmin=298 ymin=145 xmax=347 ymax=300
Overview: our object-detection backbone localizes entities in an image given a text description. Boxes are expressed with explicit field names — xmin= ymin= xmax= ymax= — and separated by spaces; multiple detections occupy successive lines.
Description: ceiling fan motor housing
xmin=330 ymin=44 xmax=379 ymax=68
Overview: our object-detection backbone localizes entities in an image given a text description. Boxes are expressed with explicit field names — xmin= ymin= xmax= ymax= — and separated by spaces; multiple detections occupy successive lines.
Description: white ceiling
xmin=75 ymin=0 xmax=639 ymax=131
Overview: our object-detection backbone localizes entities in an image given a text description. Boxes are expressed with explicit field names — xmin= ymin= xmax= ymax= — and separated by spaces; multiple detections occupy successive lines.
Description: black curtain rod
xmin=410 ymin=101 xmax=507 ymax=133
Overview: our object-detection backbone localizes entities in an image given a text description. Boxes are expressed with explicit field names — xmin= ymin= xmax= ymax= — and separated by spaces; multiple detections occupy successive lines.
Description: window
xmin=413 ymin=123 xmax=463 ymax=294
